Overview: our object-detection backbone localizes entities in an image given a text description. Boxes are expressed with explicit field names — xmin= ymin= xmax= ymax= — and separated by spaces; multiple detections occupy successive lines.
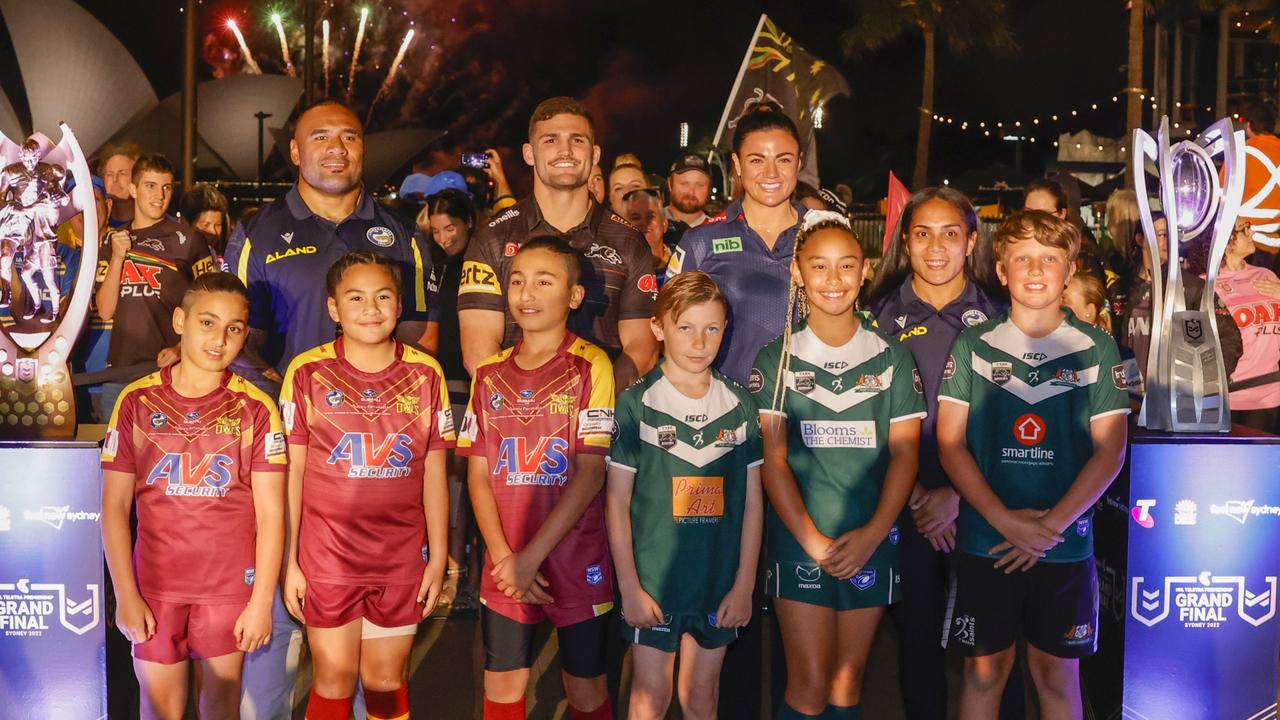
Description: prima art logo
xmin=0 ymin=579 xmax=100 ymax=636
xmin=1131 ymin=572 xmax=1277 ymax=629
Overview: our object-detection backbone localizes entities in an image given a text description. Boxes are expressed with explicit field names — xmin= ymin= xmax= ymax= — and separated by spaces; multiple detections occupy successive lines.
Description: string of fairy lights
xmin=926 ymin=90 xmax=1238 ymax=150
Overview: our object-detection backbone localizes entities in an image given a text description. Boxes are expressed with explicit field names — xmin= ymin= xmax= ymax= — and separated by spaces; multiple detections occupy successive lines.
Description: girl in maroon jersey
xmin=281 ymin=253 xmax=454 ymax=720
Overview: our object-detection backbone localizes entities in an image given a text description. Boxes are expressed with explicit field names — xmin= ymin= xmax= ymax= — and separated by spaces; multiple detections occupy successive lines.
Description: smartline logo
xmin=712 ymin=237 xmax=743 ymax=254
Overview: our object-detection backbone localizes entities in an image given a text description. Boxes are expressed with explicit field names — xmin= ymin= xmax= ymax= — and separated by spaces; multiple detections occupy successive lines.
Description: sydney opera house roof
xmin=0 ymin=0 xmax=157 ymax=155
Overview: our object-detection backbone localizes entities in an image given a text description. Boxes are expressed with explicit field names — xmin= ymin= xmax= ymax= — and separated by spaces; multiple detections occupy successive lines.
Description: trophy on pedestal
xmin=1133 ymin=116 xmax=1243 ymax=432
xmin=0 ymin=125 xmax=98 ymax=439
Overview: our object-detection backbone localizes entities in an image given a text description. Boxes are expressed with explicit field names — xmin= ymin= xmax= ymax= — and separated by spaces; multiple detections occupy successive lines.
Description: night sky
xmin=13 ymin=1 xmax=1230 ymax=200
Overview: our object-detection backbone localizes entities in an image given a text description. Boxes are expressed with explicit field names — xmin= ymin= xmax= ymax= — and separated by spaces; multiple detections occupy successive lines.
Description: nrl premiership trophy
xmin=1133 ymin=116 xmax=1243 ymax=432
xmin=0 ymin=124 xmax=97 ymax=439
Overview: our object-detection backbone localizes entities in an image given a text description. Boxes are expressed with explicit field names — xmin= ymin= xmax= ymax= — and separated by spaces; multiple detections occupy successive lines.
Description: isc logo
xmin=327 ymin=433 xmax=413 ymax=477
xmin=146 ymin=453 xmax=234 ymax=495
xmin=494 ymin=436 xmax=570 ymax=481
xmin=1023 ymin=352 xmax=1047 ymax=361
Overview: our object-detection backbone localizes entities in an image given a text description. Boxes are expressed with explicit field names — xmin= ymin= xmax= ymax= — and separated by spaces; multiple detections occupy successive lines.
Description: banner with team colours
xmin=1123 ymin=435 xmax=1280 ymax=720
xmin=0 ymin=442 xmax=105 ymax=719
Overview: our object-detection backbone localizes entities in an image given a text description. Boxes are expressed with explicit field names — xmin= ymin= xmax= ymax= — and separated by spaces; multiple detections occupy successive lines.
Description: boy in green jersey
xmin=606 ymin=271 xmax=763 ymax=720
xmin=751 ymin=212 xmax=925 ymax=720
xmin=937 ymin=210 xmax=1129 ymax=720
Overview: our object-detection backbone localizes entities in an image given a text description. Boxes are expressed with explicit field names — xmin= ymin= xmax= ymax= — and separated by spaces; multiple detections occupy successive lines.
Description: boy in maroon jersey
xmin=458 ymin=236 xmax=616 ymax=720
xmin=101 ymin=272 xmax=286 ymax=720
xmin=280 ymin=252 xmax=453 ymax=720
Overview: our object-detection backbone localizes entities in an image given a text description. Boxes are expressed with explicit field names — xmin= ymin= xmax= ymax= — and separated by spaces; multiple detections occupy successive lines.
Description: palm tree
xmin=841 ymin=0 xmax=1016 ymax=189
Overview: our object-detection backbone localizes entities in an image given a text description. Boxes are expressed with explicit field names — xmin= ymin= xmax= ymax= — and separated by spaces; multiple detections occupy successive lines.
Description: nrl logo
xmin=1131 ymin=572 xmax=1277 ymax=628
xmin=0 ymin=580 xmax=101 ymax=635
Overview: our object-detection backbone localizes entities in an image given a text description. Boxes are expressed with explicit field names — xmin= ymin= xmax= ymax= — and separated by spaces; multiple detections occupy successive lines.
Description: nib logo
xmin=1132 ymin=499 xmax=1156 ymax=529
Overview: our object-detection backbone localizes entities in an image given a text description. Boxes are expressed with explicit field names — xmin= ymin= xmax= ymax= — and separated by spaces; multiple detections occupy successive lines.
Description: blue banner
xmin=0 ymin=442 xmax=105 ymax=719
xmin=1124 ymin=438 xmax=1280 ymax=720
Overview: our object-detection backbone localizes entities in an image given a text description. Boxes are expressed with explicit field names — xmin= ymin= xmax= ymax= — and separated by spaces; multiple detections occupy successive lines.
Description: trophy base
xmin=0 ymin=348 xmax=75 ymax=439
xmin=1144 ymin=309 xmax=1231 ymax=433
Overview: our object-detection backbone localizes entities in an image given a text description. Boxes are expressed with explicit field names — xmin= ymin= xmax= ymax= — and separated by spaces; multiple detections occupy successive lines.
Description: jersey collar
xmin=522 ymin=195 xmax=605 ymax=238
xmin=286 ymin=185 xmax=377 ymax=224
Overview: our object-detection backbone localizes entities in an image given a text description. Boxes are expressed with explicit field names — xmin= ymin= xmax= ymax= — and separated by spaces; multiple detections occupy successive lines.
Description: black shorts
xmin=481 ymin=605 xmax=609 ymax=677
xmin=942 ymin=552 xmax=1098 ymax=659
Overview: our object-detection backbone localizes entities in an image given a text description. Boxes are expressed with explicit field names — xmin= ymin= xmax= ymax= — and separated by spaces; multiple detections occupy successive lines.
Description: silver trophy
xmin=0 ymin=125 xmax=98 ymax=439
xmin=1133 ymin=116 xmax=1243 ymax=432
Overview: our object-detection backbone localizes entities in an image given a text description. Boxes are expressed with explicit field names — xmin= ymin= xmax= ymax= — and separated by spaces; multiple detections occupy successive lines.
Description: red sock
xmin=569 ymin=697 xmax=612 ymax=720
xmin=305 ymin=690 xmax=353 ymax=720
xmin=484 ymin=696 xmax=526 ymax=720
xmin=365 ymin=685 xmax=410 ymax=719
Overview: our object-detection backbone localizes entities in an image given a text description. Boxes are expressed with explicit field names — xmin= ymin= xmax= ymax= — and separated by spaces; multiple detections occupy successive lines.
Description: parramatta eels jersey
xmin=457 ymin=332 xmax=615 ymax=616
xmin=280 ymin=337 xmax=455 ymax=585
xmin=101 ymin=366 xmax=286 ymax=603
xmin=455 ymin=196 xmax=657 ymax=356
xmin=938 ymin=311 xmax=1130 ymax=562
xmin=225 ymin=187 xmax=432 ymax=374
xmin=608 ymin=365 xmax=762 ymax=614
xmin=750 ymin=315 xmax=926 ymax=565
xmin=666 ymin=199 xmax=806 ymax=384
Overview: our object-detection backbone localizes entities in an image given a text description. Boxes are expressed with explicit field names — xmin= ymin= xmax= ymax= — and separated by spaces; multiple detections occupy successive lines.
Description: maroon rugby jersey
xmin=280 ymin=337 xmax=455 ymax=585
xmin=457 ymin=332 xmax=615 ymax=617
xmin=101 ymin=366 xmax=286 ymax=603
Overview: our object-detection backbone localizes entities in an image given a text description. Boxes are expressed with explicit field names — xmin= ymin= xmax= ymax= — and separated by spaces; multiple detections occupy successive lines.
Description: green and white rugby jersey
xmin=750 ymin=314 xmax=926 ymax=564
xmin=608 ymin=365 xmax=762 ymax=614
xmin=938 ymin=311 xmax=1130 ymax=562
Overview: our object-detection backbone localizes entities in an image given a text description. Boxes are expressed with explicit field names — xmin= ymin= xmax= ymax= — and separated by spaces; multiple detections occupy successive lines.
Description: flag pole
xmin=713 ymin=13 xmax=768 ymax=148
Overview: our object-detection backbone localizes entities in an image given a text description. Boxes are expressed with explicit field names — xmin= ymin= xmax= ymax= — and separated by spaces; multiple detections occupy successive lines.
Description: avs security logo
xmin=145 ymin=453 xmax=235 ymax=497
xmin=495 ymin=436 xmax=569 ymax=486
xmin=1131 ymin=571 xmax=1277 ymax=629
xmin=1131 ymin=499 xmax=1156 ymax=529
xmin=327 ymin=433 xmax=413 ymax=478
xmin=22 ymin=506 xmax=100 ymax=530
xmin=0 ymin=579 xmax=100 ymax=637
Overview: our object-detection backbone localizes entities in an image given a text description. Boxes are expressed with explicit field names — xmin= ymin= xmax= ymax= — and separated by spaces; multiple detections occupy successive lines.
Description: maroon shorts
xmin=132 ymin=597 xmax=242 ymax=664
xmin=304 ymin=580 xmax=422 ymax=629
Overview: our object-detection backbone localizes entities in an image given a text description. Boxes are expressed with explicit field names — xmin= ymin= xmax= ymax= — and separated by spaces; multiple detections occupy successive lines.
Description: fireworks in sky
xmin=224 ymin=19 xmax=263 ymax=74
xmin=217 ymin=2 xmax=423 ymax=112
xmin=270 ymin=13 xmax=296 ymax=77
xmin=206 ymin=0 xmax=523 ymax=156
xmin=346 ymin=5 xmax=369 ymax=103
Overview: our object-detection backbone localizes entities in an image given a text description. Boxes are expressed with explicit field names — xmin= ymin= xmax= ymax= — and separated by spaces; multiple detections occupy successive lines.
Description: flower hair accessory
xmin=800 ymin=209 xmax=851 ymax=233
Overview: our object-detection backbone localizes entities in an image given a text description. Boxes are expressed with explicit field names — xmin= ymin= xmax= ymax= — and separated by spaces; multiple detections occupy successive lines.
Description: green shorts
xmin=764 ymin=560 xmax=901 ymax=610
xmin=621 ymin=611 xmax=738 ymax=653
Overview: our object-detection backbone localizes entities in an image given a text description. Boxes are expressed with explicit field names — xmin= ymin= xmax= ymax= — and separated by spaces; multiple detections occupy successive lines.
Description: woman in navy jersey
xmin=863 ymin=187 xmax=1012 ymax=720
xmin=666 ymin=101 xmax=807 ymax=386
